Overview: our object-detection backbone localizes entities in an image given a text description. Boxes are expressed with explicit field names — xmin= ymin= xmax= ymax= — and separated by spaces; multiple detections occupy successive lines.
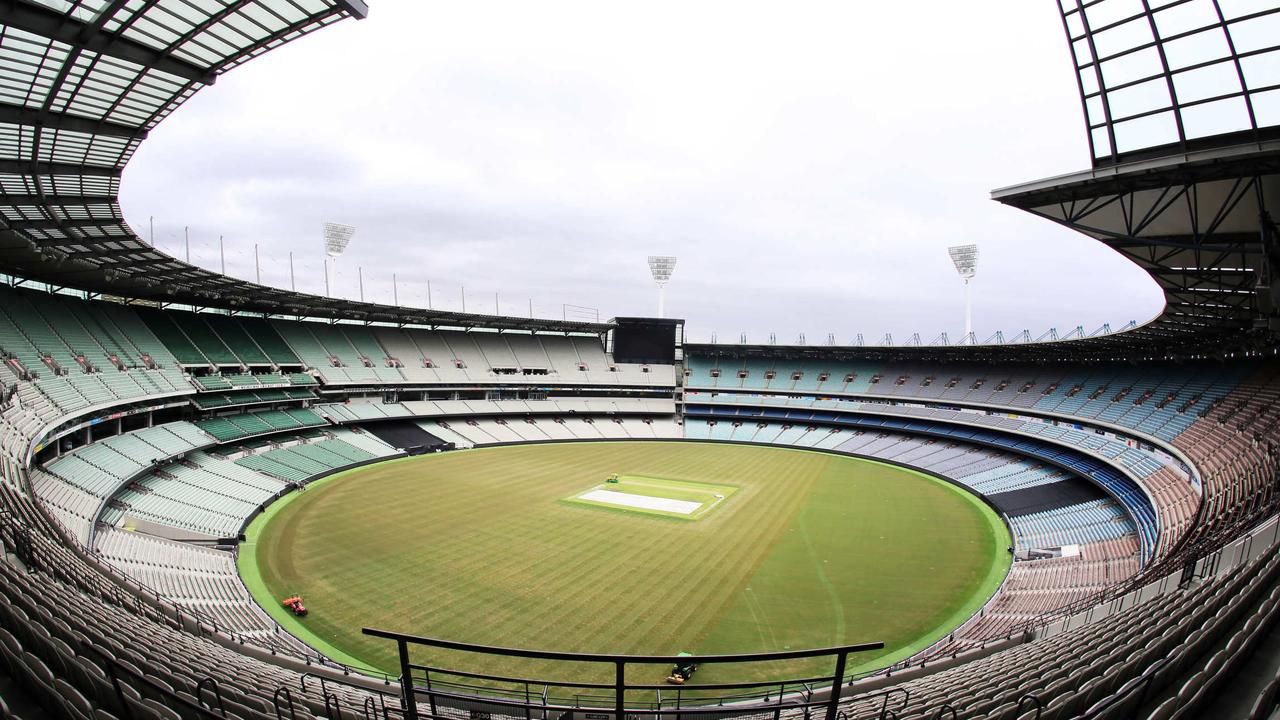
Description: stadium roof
xmin=695 ymin=2 xmax=1280 ymax=363
xmin=0 ymin=0 xmax=609 ymax=334
xmin=992 ymin=140 xmax=1280 ymax=357
xmin=0 ymin=1 xmax=1276 ymax=352
xmin=696 ymin=140 xmax=1279 ymax=362
xmin=1053 ymin=0 xmax=1280 ymax=168
xmin=990 ymin=0 xmax=1280 ymax=359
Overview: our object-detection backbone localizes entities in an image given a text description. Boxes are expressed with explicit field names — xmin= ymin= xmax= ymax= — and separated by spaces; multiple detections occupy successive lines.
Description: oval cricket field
xmin=239 ymin=441 xmax=1011 ymax=684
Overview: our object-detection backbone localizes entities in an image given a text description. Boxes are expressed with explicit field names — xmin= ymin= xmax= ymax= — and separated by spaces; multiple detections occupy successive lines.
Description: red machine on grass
xmin=281 ymin=595 xmax=308 ymax=617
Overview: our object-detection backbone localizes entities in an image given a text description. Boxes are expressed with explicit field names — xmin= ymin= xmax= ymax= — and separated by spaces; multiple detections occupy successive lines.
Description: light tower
xmin=647 ymin=255 xmax=677 ymax=318
xmin=323 ymin=222 xmax=356 ymax=298
xmin=948 ymin=244 xmax=979 ymax=341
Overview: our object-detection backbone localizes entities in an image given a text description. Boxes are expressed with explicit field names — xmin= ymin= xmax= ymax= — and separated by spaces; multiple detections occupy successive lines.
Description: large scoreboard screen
xmin=610 ymin=317 xmax=682 ymax=365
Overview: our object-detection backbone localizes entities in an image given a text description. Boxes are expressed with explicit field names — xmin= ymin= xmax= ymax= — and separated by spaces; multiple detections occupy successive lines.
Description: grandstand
xmin=0 ymin=1 xmax=1277 ymax=720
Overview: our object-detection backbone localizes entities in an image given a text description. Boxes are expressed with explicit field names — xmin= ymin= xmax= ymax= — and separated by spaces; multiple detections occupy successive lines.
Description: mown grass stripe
xmin=239 ymin=442 xmax=1011 ymax=684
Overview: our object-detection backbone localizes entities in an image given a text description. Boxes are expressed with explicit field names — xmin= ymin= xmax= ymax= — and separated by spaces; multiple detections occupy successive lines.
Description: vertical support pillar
xmin=615 ymin=661 xmax=626 ymax=720
xmin=824 ymin=651 xmax=848 ymax=720
xmin=963 ymin=279 xmax=972 ymax=340
xmin=398 ymin=639 xmax=419 ymax=720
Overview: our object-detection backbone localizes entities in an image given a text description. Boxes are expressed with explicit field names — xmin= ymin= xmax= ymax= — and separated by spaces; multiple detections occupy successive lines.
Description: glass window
xmin=1251 ymin=88 xmax=1280 ymax=125
xmin=1240 ymin=49 xmax=1280 ymax=90
xmin=1162 ymin=26 xmax=1232 ymax=70
xmin=1065 ymin=9 xmax=1086 ymax=38
xmin=1091 ymin=125 xmax=1115 ymax=158
xmin=1100 ymin=46 xmax=1165 ymax=87
xmin=1173 ymin=60 xmax=1244 ymax=103
xmin=1094 ymin=16 xmax=1155 ymax=59
xmin=1086 ymin=0 xmax=1146 ymax=30
xmin=1108 ymin=77 xmax=1174 ymax=120
xmin=1112 ymin=111 xmax=1180 ymax=152
xmin=1087 ymin=94 xmax=1109 ymax=126
xmin=1074 ymin=36 xmax=1095 ymax=65
xmin=1227 ymin=13 xmax=1280 ymax=54
xmin=1080 ymin=67 xmax=1101 ymax=95
xmin=1217 ymin=0 xmax=1276 ymax=20
xmin=1179 ymin=96 xmax=1253 ymax=137
xmin=1154 ymin=0 xmax=1221 ymax=38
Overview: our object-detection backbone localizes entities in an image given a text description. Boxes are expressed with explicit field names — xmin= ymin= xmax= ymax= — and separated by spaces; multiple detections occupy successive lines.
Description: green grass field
xmin=240 ymin=441 xmax=1010 ymax=686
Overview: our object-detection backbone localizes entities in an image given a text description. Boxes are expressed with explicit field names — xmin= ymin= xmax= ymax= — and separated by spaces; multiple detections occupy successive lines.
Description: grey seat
xmin=19 ymin=651 xmax=66 ymax=719
xmin=142 ymin=699 xmax=183 ymax=720
xmin=54 ymin=677 xmax=96 ymax=720
xmin=0 ymin=627 xmax=22 ymax=677
xmin=1145 ymin=697 xmax=1178 ymax=720
xmin=1247 ymin=673 xmax=1280 ymax=720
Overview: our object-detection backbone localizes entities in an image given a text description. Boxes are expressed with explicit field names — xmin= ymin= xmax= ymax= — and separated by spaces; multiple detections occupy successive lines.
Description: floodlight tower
xmin=948 ymin=244 xmax=979 ymax=341
xmin=647 ymin=255 xmax=677 ymax=318
xmin=323 ymin=222 xmax=356 ymax=298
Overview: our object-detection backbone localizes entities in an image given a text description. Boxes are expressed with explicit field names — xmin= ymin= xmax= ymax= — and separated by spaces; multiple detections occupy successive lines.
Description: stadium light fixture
xmin=323 ymin=222 xmax=356 ymax=298
xmin=948 ymin=244 xmax=979 ymax=342
xmin=647 ymin=256 xmax=677 ymax=318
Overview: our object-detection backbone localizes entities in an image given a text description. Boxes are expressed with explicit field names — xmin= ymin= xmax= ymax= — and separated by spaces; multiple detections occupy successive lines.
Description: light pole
xmin=948 ymin=244 xmax=979 ymax=342
xmin=323 ymin=222 xmax=356 ymax=298
xmin=647 ymin=256 xmax=677 ymax=318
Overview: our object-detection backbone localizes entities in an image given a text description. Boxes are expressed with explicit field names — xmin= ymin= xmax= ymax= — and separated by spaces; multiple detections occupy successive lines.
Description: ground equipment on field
xmin=666 ymin=652 xmax=697 ymax=684
xmin=282 ymin=595 xmax=308 ymax=616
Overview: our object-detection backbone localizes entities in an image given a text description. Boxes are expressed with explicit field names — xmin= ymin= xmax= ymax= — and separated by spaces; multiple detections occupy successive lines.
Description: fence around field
xmin=362 ymin=628 xmax=886 ymax=720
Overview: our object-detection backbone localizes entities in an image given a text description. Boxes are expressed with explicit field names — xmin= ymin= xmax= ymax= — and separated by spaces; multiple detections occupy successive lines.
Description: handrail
xmin=274 ymin=686 xmax=298 ymax=720
xmin=1017 ymin=693 xmax=1042 ymax=719
xmin=365 ymin=627 xmax=881 ymax=664
xmin=875 ymin=687 xmax=909 ymax=718
xmin=323 ymin=691 xmax=343 ymax=720
xmin=414 ymin=662 xmax=835 ymax=692
xmin=929 ymin=704 xmax=958 ymax=719
xmin=367 ymin=629 xmax=883 ymax=720
xmin=362 ymin=695 xmax=394 ymax=720
xmin=195 ymin=676 xmax=228 ymax=718
xmin=80 ymin=641 xmax=225 ymax=720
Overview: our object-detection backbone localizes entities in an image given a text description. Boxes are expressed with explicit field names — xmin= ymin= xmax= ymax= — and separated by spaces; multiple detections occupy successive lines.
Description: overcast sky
xmin=120 ymin=0 xmax=1165 ymax=343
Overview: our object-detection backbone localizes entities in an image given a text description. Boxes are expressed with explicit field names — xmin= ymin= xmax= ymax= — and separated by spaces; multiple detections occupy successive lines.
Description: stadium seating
xmin=685 ymin=357 xmax=1249 ymax=443
xmin=234 ymin=437 xmax=383 ymax=483
xmin=93 ymin=527 xmax=310 ymax=655
xmin=3 ymin=0 xmax=1280 ymax=713
xmin=32 ymin=422 xmax=216 ymax=544
xmin=0 ymin=290 xmax=1277 ymax=719
xmin=195 ymin=409 xmax=327 ymax=442
xmin=683 ymin=417 xmax=1146 ymax=646
xmin=688 ymin=390 xmax=1195 ymax=560
xmin=1 ymin=287 xmax=1279 ymax=718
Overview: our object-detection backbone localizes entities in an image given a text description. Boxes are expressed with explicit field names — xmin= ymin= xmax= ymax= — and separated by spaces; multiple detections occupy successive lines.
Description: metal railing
xmin=363 ymin=627 xmax=884 ymax=720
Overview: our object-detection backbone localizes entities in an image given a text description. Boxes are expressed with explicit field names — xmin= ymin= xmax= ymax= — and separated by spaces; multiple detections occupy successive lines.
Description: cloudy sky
xmin=120 ymin=0 xmax=1165 ymax=343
